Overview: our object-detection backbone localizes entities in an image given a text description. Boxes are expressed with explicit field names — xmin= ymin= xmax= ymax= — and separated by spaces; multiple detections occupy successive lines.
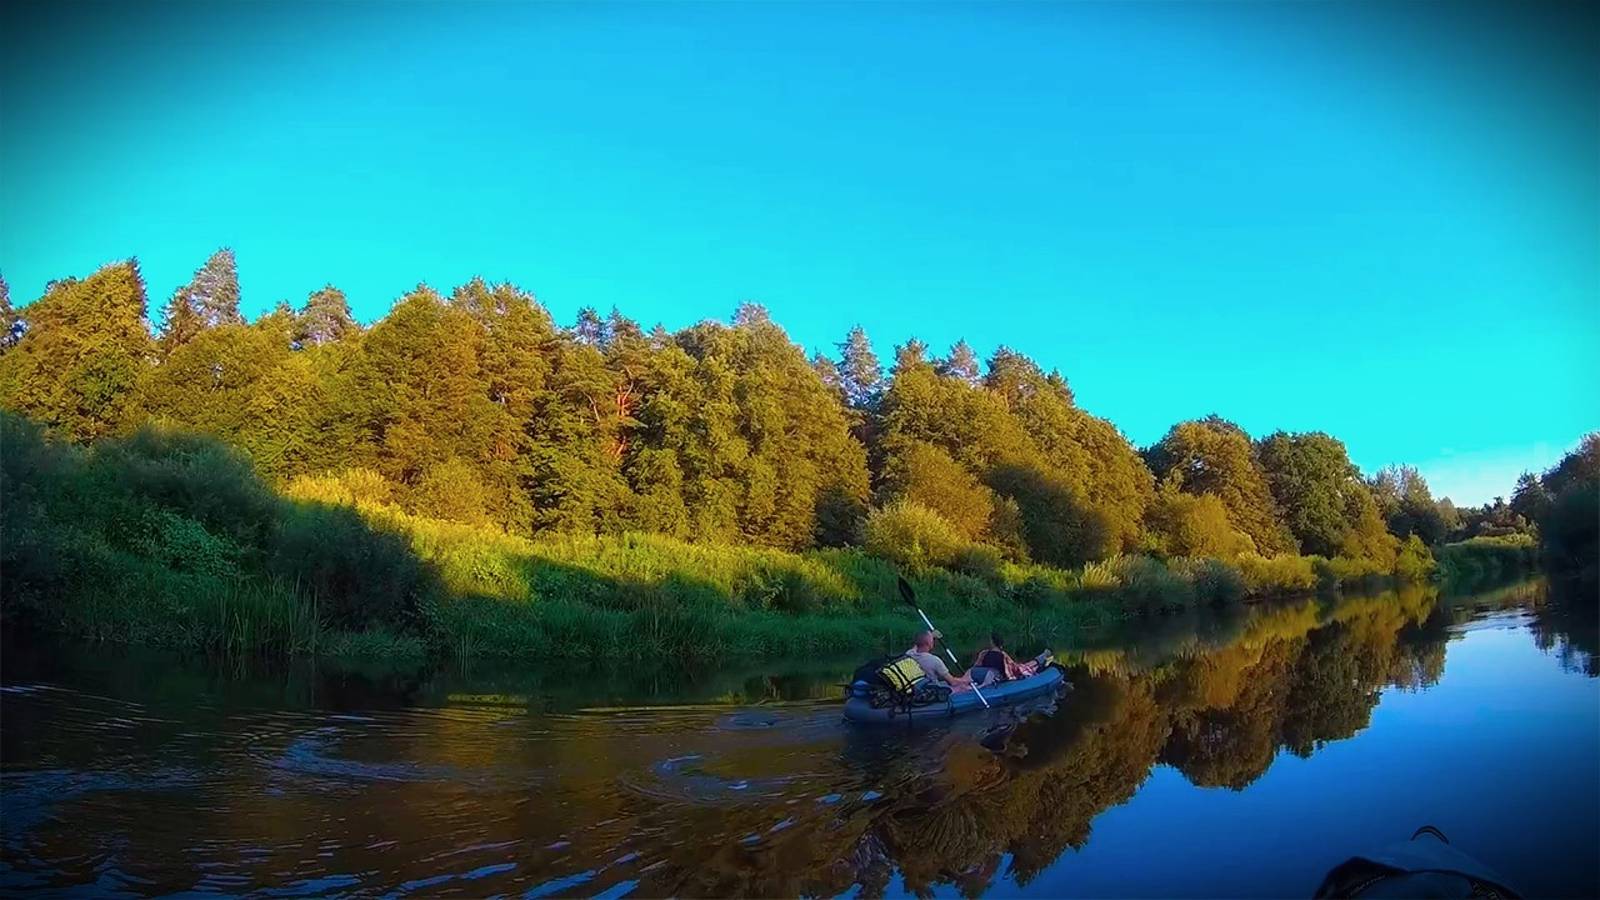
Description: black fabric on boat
xmin=977 ymin=649 xmax=1008 ymax=680
xmin=851 ymin=655 xmax=900 ymax=692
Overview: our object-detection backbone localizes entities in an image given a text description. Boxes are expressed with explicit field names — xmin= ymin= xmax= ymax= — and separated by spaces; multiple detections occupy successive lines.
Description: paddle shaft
xmin=912 ymin=606 xmax=990 ymax=709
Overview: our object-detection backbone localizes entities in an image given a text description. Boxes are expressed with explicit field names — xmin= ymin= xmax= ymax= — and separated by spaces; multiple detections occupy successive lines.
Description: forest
xmin=1 ymin=251 xmax=1595 ymax=660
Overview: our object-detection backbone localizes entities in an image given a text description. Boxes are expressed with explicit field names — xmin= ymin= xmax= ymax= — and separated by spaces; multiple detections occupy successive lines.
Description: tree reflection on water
xmin=3 ymin=580 xmax=1592 ymax=898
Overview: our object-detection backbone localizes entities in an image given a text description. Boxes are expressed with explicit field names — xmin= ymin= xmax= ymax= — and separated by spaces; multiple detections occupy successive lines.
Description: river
xmin=2 ymin=580 xmax=1596 ymax=897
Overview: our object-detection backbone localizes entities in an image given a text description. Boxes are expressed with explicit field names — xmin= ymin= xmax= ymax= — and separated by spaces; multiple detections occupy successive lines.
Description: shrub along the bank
xmin=3 ymin=415 xmax=1438 ymax=664
xmin=288 ymin=469 xmax=1432 ymax=659
xmin=0 ymin=414 xmax=432 ymax=657
xmin=1436 ymin=534 xmax=1540 ymax=590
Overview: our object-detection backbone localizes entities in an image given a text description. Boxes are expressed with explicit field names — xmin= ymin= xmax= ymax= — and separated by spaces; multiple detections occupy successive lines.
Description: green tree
xmin=1146 ymin=418 xmax=1297 ymax=555
xmin=159 ymin=249 xmax=243 ymax=355
xmin=1256 ymin=431 xmax=1369 ymax=558
xmin=0 ymin=273 xmax=22 ymax=353
xmin=1508 ymin=472 xmax=1553 ymax=530
xmin=297 ymin=284 xmax=357 ymax=348
xmin=135 ymin=316 xmax=320 ymax=481
xmin=450 ymin=277 xmax=557 ymax=531
xmin=878 ymin=438 xmax=995 ymax=541
xmin=982 ymin=348 xmax=1152 ymax=552
xmin=0 ymin=261 xmax=152 ymax=441
xmin=1537 ymin=433 xmax=1600 ymax=582
xmin=351 ymin=286 xmax=511 ymax=521
xmin=836 ymin=325 xmax=883 ymax=412
xmin=1144 ymin=476 xmax=1256 ymax=558
xmin=987 ymin=462 xmax=1115 ymax=566
xmin=1372 ymin=464 xmax=1447 ymax=545
xmin=936 ymin=339 xmax=981 ymax=384
xmin=1541 ymin=432 xmax=1600 ymax=499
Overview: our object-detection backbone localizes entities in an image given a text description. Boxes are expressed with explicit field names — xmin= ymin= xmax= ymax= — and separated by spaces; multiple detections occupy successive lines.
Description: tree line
xmin=0 ymin=250 xmax=1591 ymax=576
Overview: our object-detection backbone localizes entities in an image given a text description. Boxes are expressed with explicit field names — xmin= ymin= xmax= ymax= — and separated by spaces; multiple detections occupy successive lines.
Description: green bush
xmin=0 ymin=413 xmax=436 ymax=648
xmin=1144 ymin=482 xmax=1255 ymax=559
xmin=269 ymin=503 xmax=431 ymax=630
xmin=1394 ymin=534 xmax=1435 ymax=582
xmin=1235 ymin=553 xmax=1317 ymax=595
xmin=125 ymin=507 xmax=241 ymax=578
xmin=285 ymin=468 xmax=394 ymax=508
xmin=1114 ymin=555 xmax=1195 ymax=613
xmin=952 ymin=543 xmax=1006 ymax=582
xmin=862 ymin=500 xmax=966 ymax=571
xmin=90 ymin=425 xmax=280 ymax=552
xmin=1437 ymin=534 xmax=1539 ymax=589
xmin=1171 ymin=556 xmax=1247 ymax=605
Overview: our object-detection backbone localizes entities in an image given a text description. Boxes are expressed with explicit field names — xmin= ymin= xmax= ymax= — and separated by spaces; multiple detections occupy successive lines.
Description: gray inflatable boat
xmin=843 ymin=666 xmax=1066 ymax=724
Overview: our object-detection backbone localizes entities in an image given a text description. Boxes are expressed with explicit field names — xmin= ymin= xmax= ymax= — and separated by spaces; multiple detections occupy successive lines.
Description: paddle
xmin=896 ymin=576 xmax=989 ymax=709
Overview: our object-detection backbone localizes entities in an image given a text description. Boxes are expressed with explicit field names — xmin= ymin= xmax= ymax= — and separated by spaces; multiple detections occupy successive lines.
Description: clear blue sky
xmin=2 ymin=1 xmax=1595 ymax=505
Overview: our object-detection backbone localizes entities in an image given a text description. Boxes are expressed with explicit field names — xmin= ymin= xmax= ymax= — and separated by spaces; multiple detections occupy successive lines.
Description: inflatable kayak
xmin=843 ymin=666 xmax=1066 ymax=724
xmin=1314 ymin=825 xmax=1521 ymax=898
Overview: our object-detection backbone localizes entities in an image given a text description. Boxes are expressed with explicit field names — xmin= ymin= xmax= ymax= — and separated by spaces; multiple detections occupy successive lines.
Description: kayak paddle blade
xmin=896 ymin=576 xmax=916 ymax=607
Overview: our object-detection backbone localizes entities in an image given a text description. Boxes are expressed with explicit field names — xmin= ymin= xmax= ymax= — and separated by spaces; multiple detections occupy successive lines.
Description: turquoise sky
xmin=2 ymin=1 xmax=1594 ymax=504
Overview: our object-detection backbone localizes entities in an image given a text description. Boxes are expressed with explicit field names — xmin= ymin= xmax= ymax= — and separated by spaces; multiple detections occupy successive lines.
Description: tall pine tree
xmin=160 ymin=248 xmax=243 ymax=355
xmin=297 ymin=285 xmax=357 ymax=348
xmin=0 ymin=273 xmax=21 ymax=353
xmin=836 ymin=325 xmax=882 ymax=412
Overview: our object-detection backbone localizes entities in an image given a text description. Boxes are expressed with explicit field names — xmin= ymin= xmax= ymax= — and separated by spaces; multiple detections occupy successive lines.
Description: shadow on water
xmin=2 ymin=578 xmax=1596 ymax=897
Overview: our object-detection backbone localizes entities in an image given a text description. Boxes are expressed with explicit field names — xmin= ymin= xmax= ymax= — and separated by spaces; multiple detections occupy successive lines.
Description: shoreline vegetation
xmin=1 ymin=257 xmax=1594 ymax=664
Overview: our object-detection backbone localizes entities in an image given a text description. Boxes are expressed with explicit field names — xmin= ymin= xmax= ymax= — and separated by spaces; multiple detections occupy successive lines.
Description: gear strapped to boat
xmin=877 ymin=656 xmax=927 ymax=695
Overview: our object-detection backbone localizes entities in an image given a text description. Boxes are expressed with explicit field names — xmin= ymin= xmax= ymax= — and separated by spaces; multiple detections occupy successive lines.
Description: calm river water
xmin=2 ymin=581 xmax=1596 ymax=897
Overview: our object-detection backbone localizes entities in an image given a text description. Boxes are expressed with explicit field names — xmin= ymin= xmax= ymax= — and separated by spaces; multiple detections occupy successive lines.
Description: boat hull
xmin=842 ymin=666 xmax=1065 ymax=724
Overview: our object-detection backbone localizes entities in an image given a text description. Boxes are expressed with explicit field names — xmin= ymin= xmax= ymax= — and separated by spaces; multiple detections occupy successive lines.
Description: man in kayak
xmin=906 ymin=630 xmax=976 ymax=692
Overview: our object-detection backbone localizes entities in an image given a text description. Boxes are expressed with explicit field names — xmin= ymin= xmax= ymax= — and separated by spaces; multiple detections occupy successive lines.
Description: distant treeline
xmin=8 ymin=249 xmax=1578 ymax=573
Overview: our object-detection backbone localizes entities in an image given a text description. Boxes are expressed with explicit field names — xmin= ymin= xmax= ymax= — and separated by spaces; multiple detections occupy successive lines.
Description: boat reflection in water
xmin=1 ymin=579 xmax=1595 ymax=897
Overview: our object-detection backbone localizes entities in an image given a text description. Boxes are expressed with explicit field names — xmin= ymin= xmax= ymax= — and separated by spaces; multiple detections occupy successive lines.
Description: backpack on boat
xmin=851 ymin=655 xmax=951 ymax=710
xmin=877 ymin=656 xmax=927 ymax=695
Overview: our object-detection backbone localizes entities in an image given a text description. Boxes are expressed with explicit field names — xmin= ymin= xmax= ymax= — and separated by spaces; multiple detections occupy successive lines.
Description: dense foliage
xmin=0 ymin=253 xmax=1588 ymax=657
xmin=0 ymin=414 xmax=431 ymax=654
xmin=3 ymin=409 xmax=1362 ymax=661
xmin=1 ymin=256 xmax=1461 ymax=567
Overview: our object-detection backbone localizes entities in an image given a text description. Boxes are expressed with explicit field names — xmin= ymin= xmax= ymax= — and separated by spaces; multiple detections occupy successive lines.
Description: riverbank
xmin=337 ymin=501 xmax=1426 ymax=665
xmin=1 ymin=415 xmax=1437 ymax=665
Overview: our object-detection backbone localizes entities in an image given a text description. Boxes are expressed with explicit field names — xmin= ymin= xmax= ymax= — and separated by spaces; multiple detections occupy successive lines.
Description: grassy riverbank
xmin=2 ymin=415 xmax=1437 ymax=665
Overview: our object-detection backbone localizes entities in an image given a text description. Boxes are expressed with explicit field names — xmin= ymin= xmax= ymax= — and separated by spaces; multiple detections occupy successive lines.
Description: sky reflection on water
xmin=1 ymin=580 xmax=1595 ymax=897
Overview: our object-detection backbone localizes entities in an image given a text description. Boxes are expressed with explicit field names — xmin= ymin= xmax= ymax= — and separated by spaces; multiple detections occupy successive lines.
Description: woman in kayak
xmin=971 ymin=633 xmax=1052 ymax=685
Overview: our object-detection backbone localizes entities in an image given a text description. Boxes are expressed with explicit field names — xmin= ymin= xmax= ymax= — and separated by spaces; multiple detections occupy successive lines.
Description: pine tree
xmin=836 ymin=325 xmax=882 ymax=411
xmin=811 ymin=352 xmax=843 ymax=401
xmin=894 ymin=338 xmax=929 ymax=373
xmin=573 ymin=306 xmax=608 ymax=347
xmin=160 ymin=248 xmax=243 ymax=354
xmin=0 ymin=273 xmax=22 ymax=353
xmin=937 ymin=339 xmax=981 ymax=384
xmin=297 ymin=285 xmax=357 ymax=347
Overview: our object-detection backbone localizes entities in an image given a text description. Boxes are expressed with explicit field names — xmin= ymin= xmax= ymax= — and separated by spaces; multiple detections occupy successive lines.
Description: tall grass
xmin=1 ymin=415 xmax=430 ymax=659
xmin=354 ymin=506 xmax=1423 ymax=662
xmin=1437 ymin=534 xmax=1540 ymax=590
xmin=4 ymin=415 xmax=1442 ymax=666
